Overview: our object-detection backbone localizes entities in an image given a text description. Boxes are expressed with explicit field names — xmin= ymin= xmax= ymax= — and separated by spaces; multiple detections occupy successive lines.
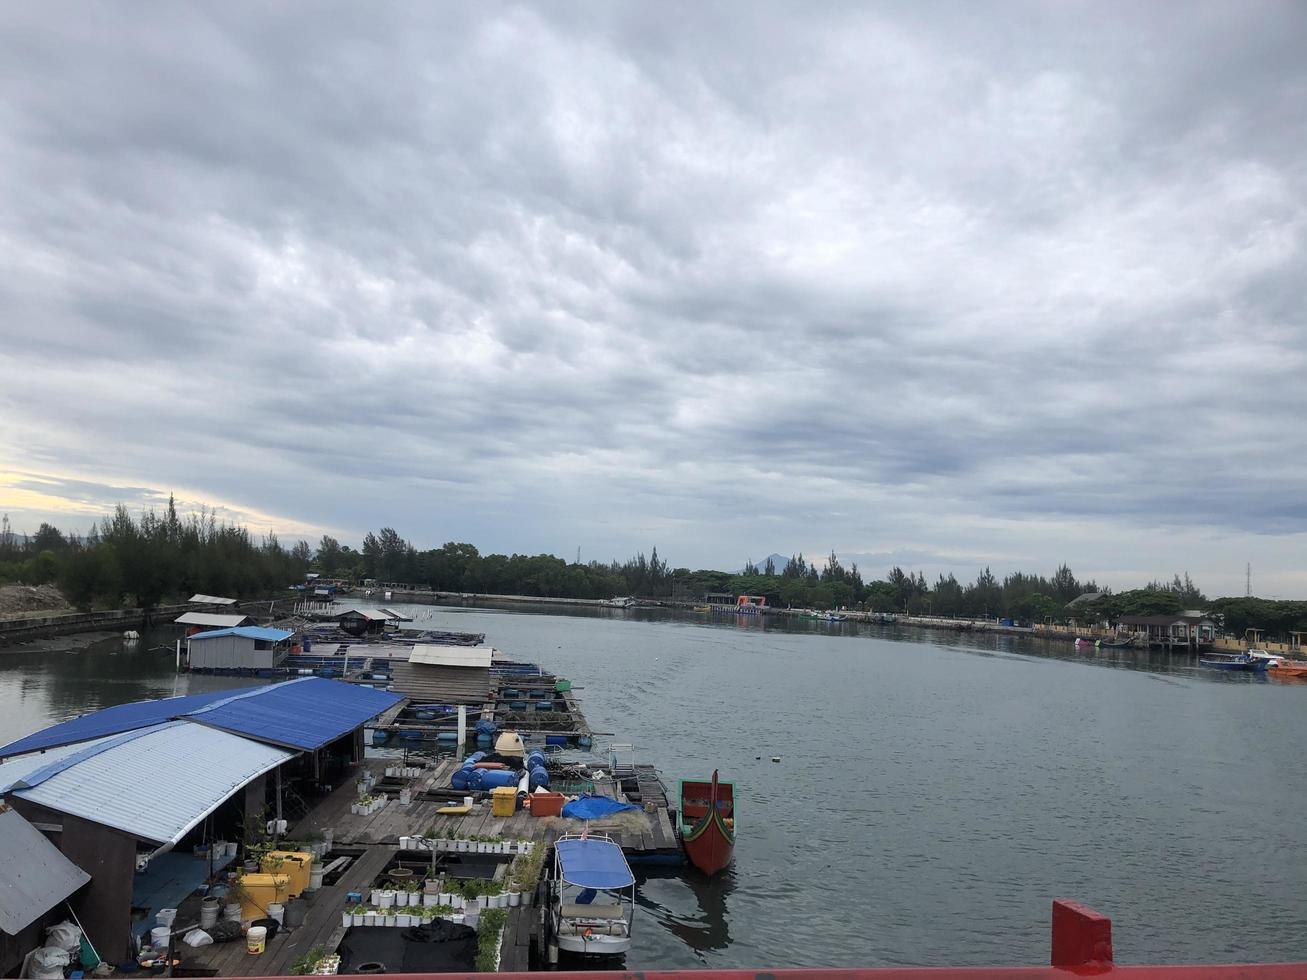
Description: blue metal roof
xmin=189 ymin=626 xmax=295 ymax=642
xmin=185 ymin=677 xmax=403 ymax=750
xmin=0 ymin=686 xmax=265 ymax=758
xmin=555 ymin=837 xmax=635 ymax=890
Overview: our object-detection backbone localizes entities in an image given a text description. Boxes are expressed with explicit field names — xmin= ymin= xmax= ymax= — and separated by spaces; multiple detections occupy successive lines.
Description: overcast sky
xmin=2 ymin=2 xmax=1305 ymax=596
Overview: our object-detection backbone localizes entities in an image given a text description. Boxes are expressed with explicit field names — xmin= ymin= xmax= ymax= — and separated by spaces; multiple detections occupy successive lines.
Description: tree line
xmin=5 ymin=506 xmax=1307 ymax=640
xmin=0 ymin=502 xmax=309 ymax=609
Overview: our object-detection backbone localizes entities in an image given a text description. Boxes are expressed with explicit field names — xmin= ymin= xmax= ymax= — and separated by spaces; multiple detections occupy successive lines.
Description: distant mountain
xmin=741 ymin=553 xmax=789 ymax=574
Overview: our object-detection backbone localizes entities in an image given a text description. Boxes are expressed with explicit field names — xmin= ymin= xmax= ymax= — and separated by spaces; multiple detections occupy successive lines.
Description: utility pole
xmin=1246 ymin=562 xmax=1251 ymax=598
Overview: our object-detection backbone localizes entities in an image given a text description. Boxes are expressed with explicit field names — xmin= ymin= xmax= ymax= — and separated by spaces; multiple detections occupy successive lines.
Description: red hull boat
xmin=679 ymin=770 xmax=735 ymax=875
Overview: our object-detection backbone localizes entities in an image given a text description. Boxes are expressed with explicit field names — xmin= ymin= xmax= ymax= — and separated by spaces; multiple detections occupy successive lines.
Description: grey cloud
xmin=1 ymin=2 xmax=1306 ymax=595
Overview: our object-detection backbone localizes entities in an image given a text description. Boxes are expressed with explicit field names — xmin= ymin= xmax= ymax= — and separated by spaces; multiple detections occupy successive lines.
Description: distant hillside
xmin=741 ymin=553 xmax=789 ymax=574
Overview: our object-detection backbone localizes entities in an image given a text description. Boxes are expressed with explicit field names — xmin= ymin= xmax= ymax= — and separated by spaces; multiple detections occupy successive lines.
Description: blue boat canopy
xmin=555 ymin=837 xmax=635 ymax=890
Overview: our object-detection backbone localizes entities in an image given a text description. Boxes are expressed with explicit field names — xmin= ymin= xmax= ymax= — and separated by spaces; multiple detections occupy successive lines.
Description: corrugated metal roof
xmin=188 ymin=594 xmax=238 ymax=605
xmin=0 ymin=805 xmax=91 ymax=934
xmin=409 ymin=645 xmax=493 ymax=668
xmin=0 ymin=736 xmax=115 ymax=789
xmin=0 ymin=687 xmax=265 ymax=758
xmin=186 ymin=677 xmax=404 ymax=750
xmin=7 ymin=722 xmax=292 ymax=844
xmin=175 ymin=612 xmax=251 ymax=628
xmin=189 ymin=626 xmax=295 ymax=642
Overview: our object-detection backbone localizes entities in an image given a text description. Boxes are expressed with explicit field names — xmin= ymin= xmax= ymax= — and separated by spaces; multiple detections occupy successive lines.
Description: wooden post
xmin=1051 ymin=899 xmax=1113 ymax=968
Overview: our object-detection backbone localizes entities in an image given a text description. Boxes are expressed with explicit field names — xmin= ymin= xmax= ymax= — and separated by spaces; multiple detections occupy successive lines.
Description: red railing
xmin=262 ymin=901 xmax=1307 ymax=979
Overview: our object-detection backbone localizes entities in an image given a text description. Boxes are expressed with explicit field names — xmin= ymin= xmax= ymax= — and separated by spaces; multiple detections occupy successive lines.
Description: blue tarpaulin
xmin=555 ymin=837 xmax=635 ymax=889
xmin=560 ymin=795 xmax=640 ymax=821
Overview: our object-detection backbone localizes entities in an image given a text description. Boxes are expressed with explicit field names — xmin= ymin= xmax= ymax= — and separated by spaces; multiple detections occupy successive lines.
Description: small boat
xmin=679 ymin=770 xmax=735 ymax=876
xmin=1245 ymin=648 xmax=1284 ymax=668
xmin=1097 ymin=636 xmax=1134 ymax=649
xmin=550 ymin=834 xmax=635 ymax=958
xmin=692 ymin=605 xmax=710 ymax=613
xmin=1268 ymin=660 xmax=1307 ymax=679
xmin=1199 ymin=653 xmax=1266 ymax=672
xmin=1074 ymin=637 xmax=1094 ymax=649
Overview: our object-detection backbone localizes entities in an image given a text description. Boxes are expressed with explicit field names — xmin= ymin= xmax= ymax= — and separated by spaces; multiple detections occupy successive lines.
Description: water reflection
xmin=637 ymin=865 xmax=736 ymax=956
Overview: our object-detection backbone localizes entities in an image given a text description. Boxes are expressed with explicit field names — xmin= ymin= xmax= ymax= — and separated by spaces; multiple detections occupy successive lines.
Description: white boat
xmin=1245 ymin=648 xmax=1284 ymax=668
xmin=549 ymin=834 xmax=635 ymax=959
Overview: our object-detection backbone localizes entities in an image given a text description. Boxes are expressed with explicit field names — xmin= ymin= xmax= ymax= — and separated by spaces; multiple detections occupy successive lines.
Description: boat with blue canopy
xmin=548 ymin=833 xmax=635 ymax=959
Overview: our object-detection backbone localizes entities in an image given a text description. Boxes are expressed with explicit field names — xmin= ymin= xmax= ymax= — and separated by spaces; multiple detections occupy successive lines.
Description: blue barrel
xmin=502 ymin=689 xmax=520 ymax=699
xmin=476 ymin=733 xmax=491 ymax=747
xmin=545 ymin=735 xmax=568 ymax=746
xmin=525 ymin=751 xmax=546 ymax=771
xmin=303 ymin=636 xmax=313 ymax=652
xmin=400 ymin=730 xmax=421 ymax=741
xmin=509 ymin=701 xmax=526 ymax=711
xmin=451 ymin=768 xmax=471 ymax=790
xmin=464 ymin=752 xmax=486 ymax=765
xmin=529 ymin=766 xmax=549 ymax=789
xmin=415 ymin=711 xmax=435 ymax=720
xmin=437 ymin=731 xmax=458 ymax=742
xmin=536 ymin=701 xmax=553 ymax=711
xmin=577 ymin=735 xmax=593 ymax=749
xmin=478 ymin=769 xmax=520 ymax=789
xmin=371 ymin=730 xmax=390 ymax=746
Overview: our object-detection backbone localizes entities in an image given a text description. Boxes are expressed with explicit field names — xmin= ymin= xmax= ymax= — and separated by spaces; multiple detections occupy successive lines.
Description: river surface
xmin=3 ymin=607 xmax=1306 ymax=967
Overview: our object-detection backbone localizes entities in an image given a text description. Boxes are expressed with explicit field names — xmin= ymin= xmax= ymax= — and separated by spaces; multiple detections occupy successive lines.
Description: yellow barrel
xmin=490 ymin=786 xmax=517 ymax=817
xmin=237 ymin=873 xmax=291 ymax=922
xmin=261 ymin=851 xmax=312 ymax=897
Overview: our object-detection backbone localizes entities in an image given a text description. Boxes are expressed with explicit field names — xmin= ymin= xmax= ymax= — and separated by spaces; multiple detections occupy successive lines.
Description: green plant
xmin=289 ymin=944 xmax=329 ymax=976
xmin=475 ymin=908 xmax=507 ymax=971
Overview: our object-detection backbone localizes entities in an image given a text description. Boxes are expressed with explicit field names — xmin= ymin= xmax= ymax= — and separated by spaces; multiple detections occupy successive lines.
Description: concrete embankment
xmin=388 ymin=588 xmax=609 ymax=609
xmin=0 ymin=595 xmax=298 ymax=646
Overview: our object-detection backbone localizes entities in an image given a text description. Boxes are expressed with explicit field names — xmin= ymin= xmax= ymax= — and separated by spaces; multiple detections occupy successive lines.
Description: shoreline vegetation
xmin=2 ymin=502 xmax=1305 ymax=642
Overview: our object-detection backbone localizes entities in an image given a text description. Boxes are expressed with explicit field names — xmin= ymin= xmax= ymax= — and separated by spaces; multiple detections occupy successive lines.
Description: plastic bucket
xmin=267 ymin=903 xmax=285 ymax=926
xmin=199 ymin=899 xmax=220 ymax=930
xmin=156 ymin=909 xmax=178 ymax=928
xmin=223 ymin=903 xmax=241 ymax=922
xmin=246 ymin=925 xmax=267 ymax=955
xmin=150 ymin=926 xmax=171 ymax=949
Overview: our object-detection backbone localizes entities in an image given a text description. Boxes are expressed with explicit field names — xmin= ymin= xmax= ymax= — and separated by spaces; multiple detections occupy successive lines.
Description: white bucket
xmin=268 ymin=903 xmax=285 ymax=926
xmin=156 ymin=909 xmax=177 ymax=928
xmin=200 ymin=899 xmax=220 ymax=930
xmin=223 ymin=903 xmax=242 ymax=922
xmin=246 ymin=925 xmax=267 ymax=955
xmin=150 ymin=926 xmax=171 ymax=949
xmin=308 ymin=866 xmax=324 ymax=892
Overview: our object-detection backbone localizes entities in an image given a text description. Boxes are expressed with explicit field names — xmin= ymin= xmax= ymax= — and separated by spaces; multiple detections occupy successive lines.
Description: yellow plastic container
xmin=490 ymin=786 xmax=518 ymax=817
xmin=237 ymin=873 xmax=291 ymax=922
xmin=261 ymin=851 xmax=312 ymax=897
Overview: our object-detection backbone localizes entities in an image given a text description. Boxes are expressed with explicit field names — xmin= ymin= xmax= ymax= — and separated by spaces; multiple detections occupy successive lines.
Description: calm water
xmin=3 ymin=609 xmax=1306 ymax=967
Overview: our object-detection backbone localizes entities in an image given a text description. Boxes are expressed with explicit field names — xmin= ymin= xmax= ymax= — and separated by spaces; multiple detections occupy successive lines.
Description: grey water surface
xmin=2 ymin=607 xmax=1304 ymax=968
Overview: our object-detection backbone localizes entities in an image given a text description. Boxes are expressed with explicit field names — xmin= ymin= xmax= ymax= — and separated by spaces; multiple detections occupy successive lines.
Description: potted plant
xmin=377 ymin=888 xmax=395 ymax=909
xmin=396 ymin=910 xmax=414 ymax=928
xmin=395 ymin=888 xmax=409 ymax=907
xmin=382 ymin=911 xmax=396 ymax=927
xmin=351 ymin=904 xmax=368 ymax=927
xmin=370 ymin=888 xmax=384 ymax=906
xmin=363 ymin=909 xmax=378 ymax=927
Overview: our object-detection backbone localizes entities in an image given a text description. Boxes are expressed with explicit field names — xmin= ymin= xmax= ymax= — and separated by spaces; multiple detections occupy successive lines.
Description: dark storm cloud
xmin=1 ymin=1 xmax=1306 ymax=593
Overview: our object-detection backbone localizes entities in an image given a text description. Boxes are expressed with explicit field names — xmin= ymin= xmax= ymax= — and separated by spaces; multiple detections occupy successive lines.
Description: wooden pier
xmin=171 ymin=752 xmax=679 ymax=977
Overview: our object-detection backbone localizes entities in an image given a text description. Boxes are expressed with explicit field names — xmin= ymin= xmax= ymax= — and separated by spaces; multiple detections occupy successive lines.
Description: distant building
xmin=1117 ymin=614 xmax=1216 ymax=650
xmin=186 ymin=625 xmax=296 ymax=670
xmin=335 ymin=607 xmax=394 ymax=637
xmin=187 ymin=593 xmax=238 ymax=606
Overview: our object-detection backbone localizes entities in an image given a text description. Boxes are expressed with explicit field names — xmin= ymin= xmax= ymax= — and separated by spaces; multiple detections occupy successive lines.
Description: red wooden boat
xmin=679 ymin=770 xmax=735 ymax=875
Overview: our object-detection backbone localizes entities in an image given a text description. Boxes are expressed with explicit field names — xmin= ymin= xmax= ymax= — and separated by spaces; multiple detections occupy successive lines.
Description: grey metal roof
xmin=175 ymin=612 xmax=251 ymax=628
xmin=0 ymin=804 xmax=90 ymax=935
xmin=2 ymin=721 xmax=292 ymax=845
xmin=188 ymin=594 xmax=238 ymax=605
